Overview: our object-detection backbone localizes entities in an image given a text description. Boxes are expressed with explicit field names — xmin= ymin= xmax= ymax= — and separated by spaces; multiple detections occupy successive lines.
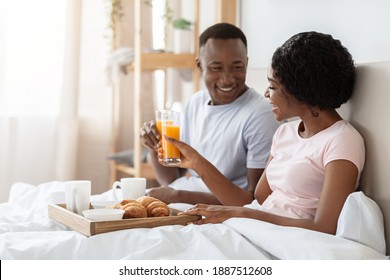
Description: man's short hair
xmin=199 ymin=22 xmax=247 ymax=51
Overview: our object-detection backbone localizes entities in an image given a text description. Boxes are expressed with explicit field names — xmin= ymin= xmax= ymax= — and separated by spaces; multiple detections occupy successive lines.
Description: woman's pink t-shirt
xmin=261 ymin=120 xmax=365 ymax=219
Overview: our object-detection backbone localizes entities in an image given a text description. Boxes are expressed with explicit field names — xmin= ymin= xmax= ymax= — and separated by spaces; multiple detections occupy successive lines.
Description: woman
xmin=160 ymin=31 xmax=365 ymax=235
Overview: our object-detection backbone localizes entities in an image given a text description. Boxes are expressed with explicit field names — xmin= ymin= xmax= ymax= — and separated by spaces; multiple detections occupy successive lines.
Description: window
xmin=0 ymin=0 xmax=67 ymax=116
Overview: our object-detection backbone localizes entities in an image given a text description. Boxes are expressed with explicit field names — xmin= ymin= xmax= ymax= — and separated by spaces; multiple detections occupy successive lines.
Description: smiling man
xmin=140 ymin=23 xmax=279 ymax=206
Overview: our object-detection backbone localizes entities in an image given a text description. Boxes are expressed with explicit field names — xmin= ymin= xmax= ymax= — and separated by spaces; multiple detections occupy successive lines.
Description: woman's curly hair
xmin=271 ymin=31 xmax=355 ymax=109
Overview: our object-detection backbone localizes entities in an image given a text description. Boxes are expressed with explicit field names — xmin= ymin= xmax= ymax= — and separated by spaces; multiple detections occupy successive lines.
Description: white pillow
xmin=336 ymin=191 xmax=386 ymax=254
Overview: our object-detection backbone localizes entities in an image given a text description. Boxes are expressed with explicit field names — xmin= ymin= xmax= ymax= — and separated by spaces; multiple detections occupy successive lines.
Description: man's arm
xmin=148 ymin=169 xmax=262 ymax=205
xmin=147 ymin=150 xmax=187 ymax=186
xmin=246 ymin=168 xmax=264 ymax=194
xmin=148 ymin=186 xmax=221 ymax=205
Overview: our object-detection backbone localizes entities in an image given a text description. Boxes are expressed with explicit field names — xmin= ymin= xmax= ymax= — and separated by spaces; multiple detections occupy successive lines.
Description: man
xmin=139 ymin=23 xmax=279 ymax=205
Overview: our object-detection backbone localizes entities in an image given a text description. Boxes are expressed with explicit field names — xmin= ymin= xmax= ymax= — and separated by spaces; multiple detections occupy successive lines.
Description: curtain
xmin=0 ymin=0 xmax=82 ymax=202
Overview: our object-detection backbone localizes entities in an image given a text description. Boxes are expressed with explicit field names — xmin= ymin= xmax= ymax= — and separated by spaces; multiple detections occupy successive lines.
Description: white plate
xmin=91 ymin=200 xmax=119 ymax=209
xmin=82 ymin=209 xmax=124 ymax=221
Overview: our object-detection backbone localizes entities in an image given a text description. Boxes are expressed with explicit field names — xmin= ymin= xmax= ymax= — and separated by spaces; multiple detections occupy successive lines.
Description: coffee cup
xmin=65 ymin=180 xmax=91 ymax=214
xmin=112 ymin=177 xmax=146 ymax=200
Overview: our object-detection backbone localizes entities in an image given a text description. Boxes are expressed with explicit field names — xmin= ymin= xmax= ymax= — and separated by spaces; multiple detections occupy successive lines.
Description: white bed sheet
xmin=0 ymin=181 xmax=388 ymax=260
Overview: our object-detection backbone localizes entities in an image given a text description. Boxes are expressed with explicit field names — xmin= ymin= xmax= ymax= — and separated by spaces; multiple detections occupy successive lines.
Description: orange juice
xmin=159 ymin=110 xmax=181 ymax=166
xmin=156 ymin=120 xmax=172 ymax=136
xmin=162 ymin=123 xmax=180 ymax=159
xmin=156 ymin=120 xmax=162 ymax=135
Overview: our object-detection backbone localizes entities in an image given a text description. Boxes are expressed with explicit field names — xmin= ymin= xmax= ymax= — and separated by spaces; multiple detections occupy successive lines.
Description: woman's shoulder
xmin=330 ymin=120 xmax=364 ymax=141
xmin=272 ymin=119 xmax=300 ymax=139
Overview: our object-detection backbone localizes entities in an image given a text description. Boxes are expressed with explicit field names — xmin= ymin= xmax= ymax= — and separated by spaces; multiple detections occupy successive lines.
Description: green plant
xmin=145 ymin=0 xmax=192 ymax=30
xmin=172 ymin=18 xmax=192 ymax=30
xmin=104 ymin=0 xmax=123 ymax=43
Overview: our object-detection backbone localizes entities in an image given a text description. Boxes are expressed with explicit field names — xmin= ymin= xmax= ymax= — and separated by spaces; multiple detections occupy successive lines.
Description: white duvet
xmin=0 ymin=181 xmax=388 ymax=260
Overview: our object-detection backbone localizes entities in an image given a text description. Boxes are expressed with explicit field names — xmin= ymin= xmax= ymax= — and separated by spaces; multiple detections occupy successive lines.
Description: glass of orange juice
xmin=155 ymin=110 xmax=165 ymax=136
xmin=160 ymin=110 xmax=181 ymax=166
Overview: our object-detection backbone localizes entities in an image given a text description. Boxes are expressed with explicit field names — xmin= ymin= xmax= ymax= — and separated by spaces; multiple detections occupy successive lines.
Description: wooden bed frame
xmin=338 ymin=61 xmax=390 ymax=255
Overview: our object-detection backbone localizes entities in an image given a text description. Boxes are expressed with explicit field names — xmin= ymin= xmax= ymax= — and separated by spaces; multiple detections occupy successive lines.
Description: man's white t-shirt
xmin=170 ymin=88 xmax=279 ymax=192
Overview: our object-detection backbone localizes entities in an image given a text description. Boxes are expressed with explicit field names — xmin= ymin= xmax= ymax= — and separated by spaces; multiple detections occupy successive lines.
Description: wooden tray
xmin=48 ymin=204 xmax=201 ymax=237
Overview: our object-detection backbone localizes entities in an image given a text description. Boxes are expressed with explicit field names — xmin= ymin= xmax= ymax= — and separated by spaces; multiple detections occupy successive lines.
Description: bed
xmin=0 ymin=62 xmax=389 ymax=260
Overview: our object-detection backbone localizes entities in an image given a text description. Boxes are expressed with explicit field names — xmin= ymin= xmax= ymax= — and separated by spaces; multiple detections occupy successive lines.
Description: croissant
xmin=136 ymin=196 xmax=170 ymax=217
xmin=113 ymin=199 xmax=147 ymax=219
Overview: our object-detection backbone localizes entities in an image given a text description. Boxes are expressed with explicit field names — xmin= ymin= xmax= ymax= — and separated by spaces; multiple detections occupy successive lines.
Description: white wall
xmin=199 ymin=0 xmax=216 ymax=33
xmin=246 ymin=68 xmax=268 ymax=94
xmin=241 ymin=0 xmax=390 ymax=68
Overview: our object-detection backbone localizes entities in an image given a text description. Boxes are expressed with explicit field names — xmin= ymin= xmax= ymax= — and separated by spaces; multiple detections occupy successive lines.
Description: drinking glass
xmin=160 ymin=110 xmax=181 ymax=166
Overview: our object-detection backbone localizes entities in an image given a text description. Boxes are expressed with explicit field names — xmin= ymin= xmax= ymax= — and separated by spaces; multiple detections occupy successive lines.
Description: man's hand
xmin=139 ymin=120 xmax=160 ymax=151
xmin=147 ymin=185 xmax=179 ymax=204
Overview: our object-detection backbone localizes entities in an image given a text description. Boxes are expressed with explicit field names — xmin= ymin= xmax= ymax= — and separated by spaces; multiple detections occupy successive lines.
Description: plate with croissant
xmin=110 ymin=196 xmax=171 ymax=218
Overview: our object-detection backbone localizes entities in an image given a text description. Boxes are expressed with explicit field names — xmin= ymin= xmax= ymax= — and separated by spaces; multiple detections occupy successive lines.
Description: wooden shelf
xmin=110 ymin=0 xmax=238 ymax=183
xmin=132 ymin=0 xmax=200 ymax=179
xmin=110 ymin=0 xmax=200 ymax=183
xmin=112 ymin=162 xmax=155 ymax=180
xmin=128 ymin=52 xmax=197 ymax=71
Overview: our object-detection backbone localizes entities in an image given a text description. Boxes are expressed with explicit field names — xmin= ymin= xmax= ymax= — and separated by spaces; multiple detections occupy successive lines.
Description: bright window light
xmin=0 ymin=0 xmax=67 ymax=116
xmin=151 ymin=0 xmax=166 ymax=50
xmin=151 ymin=0 xmax=166 ymax=109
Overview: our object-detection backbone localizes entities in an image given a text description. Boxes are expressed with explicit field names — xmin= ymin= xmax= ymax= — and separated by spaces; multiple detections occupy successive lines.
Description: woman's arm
xmin=146 ymin=150 xmax=187 ymax=186
xmin=173 ymin=168 xmax=263 ymax=205
xmin=161 ymin=136 xmax=257 ymax=206
xmin=184 ymin=159 xmax=358 ymax=235
xmin=194 ymin=157 xmax=258 ymax=205
xmin=148 ymin=169 xmax=263 ymax=205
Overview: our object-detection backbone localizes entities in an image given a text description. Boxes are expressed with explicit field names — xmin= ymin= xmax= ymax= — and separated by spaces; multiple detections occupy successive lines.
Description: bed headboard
xmin=338 ymin=61 xmax=390 ymax=255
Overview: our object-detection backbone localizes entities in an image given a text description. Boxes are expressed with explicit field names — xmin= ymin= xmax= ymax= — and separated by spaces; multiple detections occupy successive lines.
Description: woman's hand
xmin=158 ymin=136 xmax=202 ymax=170
xmin=139 ymin=120 xmax=160 ymax=151
xmin=179 ymin=204 xmax=247 ymax=225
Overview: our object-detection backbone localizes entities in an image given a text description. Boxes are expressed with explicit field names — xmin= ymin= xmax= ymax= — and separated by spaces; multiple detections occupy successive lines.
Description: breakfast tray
xmin=48 ymin=204 xmax=201 ymax=237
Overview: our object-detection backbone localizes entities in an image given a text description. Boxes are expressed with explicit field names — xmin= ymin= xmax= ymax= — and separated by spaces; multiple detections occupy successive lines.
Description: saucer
xmin=91 ymin=200 xmax=119 ymax=209
xmin=82 ymin=209 xmax=124 ymax=221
